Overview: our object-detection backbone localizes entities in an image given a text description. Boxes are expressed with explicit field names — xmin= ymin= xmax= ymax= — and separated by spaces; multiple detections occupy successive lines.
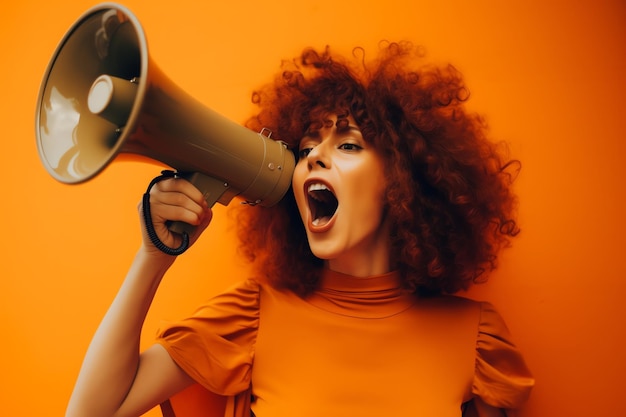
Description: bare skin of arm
xmin=66 ymin=177 xmax=213 ymax=417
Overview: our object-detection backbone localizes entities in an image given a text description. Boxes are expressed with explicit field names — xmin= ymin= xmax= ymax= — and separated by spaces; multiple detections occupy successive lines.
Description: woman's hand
xmin=137 ymin=176 xmax=213 ymax=257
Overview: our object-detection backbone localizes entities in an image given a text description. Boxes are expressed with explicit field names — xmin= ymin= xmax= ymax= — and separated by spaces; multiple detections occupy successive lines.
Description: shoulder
xmin=155 ymin=278 xmax=265 ymax=395
xmin=463 ymin=298 xmax=535 ymax=409
xmin=417 ymin=294 xmax=483 ymax=319
xmin=195 ymin=277 xmax=263 ymax=313
xmin=157 ymin=278 xmax=264 ymax=341
xmin=424 ymin=296 xmax=535 ymax=409
xmin=422 ymin=295 xmax=524 ymax=346
xmin=420 ymin=295 xmax=511 ymax=325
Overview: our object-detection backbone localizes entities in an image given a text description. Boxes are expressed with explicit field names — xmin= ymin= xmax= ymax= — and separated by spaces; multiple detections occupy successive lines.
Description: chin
xmin=307 ymin=243 xmax=338 ymax=262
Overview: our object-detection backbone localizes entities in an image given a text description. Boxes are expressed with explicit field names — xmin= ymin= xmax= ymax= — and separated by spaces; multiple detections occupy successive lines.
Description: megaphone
xmin=35 ymin=3 xmax=295 ymax=250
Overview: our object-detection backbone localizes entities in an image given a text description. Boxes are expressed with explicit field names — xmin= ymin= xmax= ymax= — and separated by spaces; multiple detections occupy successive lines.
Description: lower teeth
xmin=312 ymin=216 xmax=331 ymax=227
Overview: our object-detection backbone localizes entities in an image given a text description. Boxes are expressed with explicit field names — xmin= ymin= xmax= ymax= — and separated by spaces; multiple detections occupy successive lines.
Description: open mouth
xmin=307 ymin=182 xmax=338 ymax=227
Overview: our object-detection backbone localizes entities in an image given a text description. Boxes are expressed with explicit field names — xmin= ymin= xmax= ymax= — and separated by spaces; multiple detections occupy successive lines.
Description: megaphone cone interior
xmin=35 ymin=3 xmax=295 ymax=210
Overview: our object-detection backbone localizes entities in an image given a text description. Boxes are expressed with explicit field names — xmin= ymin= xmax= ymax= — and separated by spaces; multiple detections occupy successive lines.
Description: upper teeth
xmin=308 ymin=183 xmax=329 ymax=192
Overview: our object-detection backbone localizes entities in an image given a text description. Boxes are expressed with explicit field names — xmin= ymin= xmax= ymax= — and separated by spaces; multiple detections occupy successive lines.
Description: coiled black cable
xmin=142 ymin=170 xmax=190 ymax=256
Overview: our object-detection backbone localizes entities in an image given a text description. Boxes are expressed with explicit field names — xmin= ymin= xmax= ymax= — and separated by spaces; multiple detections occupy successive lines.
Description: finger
xmin=186 ymin=207 xmax=213 ymax=245
xmin=153 ymin=178 xmax=207 ymax=208
xmin=149 ymin=198 xmax=207 ymax=227
xmin=137 ymin=176 xmax=211 ymax=253
xmin=150 ymin=181 xmax=208 ymax=226
xmin=137 ymin=198 xmax=183 ymax=252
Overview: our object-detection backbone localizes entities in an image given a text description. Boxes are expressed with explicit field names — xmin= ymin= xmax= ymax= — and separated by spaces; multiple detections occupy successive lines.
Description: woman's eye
xmin=298 ymin=148 xmax=313 ymax=159
xmin=339 ymin=143 xmax=363 ymax=152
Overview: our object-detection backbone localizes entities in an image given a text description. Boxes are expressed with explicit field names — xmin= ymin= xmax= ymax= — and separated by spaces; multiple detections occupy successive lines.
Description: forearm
xmin=66 ymin=248 xmax=175 ymax=417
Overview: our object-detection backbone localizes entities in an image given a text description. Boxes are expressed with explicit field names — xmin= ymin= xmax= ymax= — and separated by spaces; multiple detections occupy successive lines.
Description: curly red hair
xmin=234 ymin=41 xmax=520 ymax=296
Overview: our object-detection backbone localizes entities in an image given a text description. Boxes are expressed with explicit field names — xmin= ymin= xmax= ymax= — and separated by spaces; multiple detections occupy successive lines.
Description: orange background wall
xmin=1 ymin=1 xmax=624 ymax=416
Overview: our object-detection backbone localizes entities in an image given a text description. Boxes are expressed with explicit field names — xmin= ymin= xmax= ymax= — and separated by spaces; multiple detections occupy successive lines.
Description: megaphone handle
xmin=142 ymin=170 xmax=190 ymax=256
xmin=167 ymin=172 xmax=229 ymax=236
xmin=141 ymin=171 xmax=230 ymax=256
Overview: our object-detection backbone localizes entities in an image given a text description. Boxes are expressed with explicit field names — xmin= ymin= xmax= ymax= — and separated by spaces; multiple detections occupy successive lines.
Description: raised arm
xmin=66 ymin=177 xmax=213 ymax=417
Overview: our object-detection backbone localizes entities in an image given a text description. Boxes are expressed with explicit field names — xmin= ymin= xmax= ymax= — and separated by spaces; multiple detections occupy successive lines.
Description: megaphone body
xmin=35 ymin=3 xmax=295 ymax=236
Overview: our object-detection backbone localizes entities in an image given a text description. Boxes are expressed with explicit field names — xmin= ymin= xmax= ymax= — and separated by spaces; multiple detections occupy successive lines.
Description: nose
xmin=306 ymin=142 xmax=329 ymax=170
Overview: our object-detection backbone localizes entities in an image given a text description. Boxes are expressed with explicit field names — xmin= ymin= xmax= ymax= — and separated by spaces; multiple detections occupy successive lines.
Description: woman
xmin=66 ymin=41 xmax=533 ymax=417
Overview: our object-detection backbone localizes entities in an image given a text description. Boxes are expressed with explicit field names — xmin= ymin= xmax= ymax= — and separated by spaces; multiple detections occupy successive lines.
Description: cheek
xmin=357 ymin=176 xmax=387 ymax=220
xmin=291 ymin=162 xmax=304 ymax=192
xmin=291 ymin=164 xmax=308 ymax=210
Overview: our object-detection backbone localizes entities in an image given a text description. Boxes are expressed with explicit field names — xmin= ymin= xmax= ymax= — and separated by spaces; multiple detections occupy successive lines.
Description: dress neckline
xmin=305 ymin=269 xmax=417 ymax=319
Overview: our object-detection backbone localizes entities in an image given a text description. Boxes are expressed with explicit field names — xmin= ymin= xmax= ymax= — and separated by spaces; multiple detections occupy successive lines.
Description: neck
xmin=326 ymin=262 xmax=390 ymax=278
xmin=326 ymin=215 xmax=394 ymax=278
xmin=325 ymin=248 xmax=392 ymax=278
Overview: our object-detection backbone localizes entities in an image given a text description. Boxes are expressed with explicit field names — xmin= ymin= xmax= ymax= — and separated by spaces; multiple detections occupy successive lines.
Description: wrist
xmin=135 ymin=245 xmax=177 ymax=274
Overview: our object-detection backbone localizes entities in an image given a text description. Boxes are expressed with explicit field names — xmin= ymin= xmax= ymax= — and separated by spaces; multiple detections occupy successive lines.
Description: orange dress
xmin=157 ymin=269 xmax=533 ymax=416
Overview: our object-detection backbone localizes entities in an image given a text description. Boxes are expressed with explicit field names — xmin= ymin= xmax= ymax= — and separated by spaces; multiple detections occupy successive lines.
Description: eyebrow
xmin=303 ymin=125 xmax=361 ymax=138
xmin=341 ymin=125 xmax=361 ymax=133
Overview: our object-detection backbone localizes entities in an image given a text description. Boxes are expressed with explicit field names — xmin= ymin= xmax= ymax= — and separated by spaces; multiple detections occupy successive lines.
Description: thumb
xmin=185 ymin=206 xmax=213 ymax=246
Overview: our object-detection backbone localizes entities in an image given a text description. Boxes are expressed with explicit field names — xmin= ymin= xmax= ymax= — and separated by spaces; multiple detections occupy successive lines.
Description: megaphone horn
xmin=35 ymin=3 xmax=295 ymax=246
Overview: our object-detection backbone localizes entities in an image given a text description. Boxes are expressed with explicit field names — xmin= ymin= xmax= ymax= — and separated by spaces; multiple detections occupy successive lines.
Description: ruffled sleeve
xmin=155 ymin=278 xmax=260 ymax=396
xmin=471 ymin=302 xmax=534 ymax=411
